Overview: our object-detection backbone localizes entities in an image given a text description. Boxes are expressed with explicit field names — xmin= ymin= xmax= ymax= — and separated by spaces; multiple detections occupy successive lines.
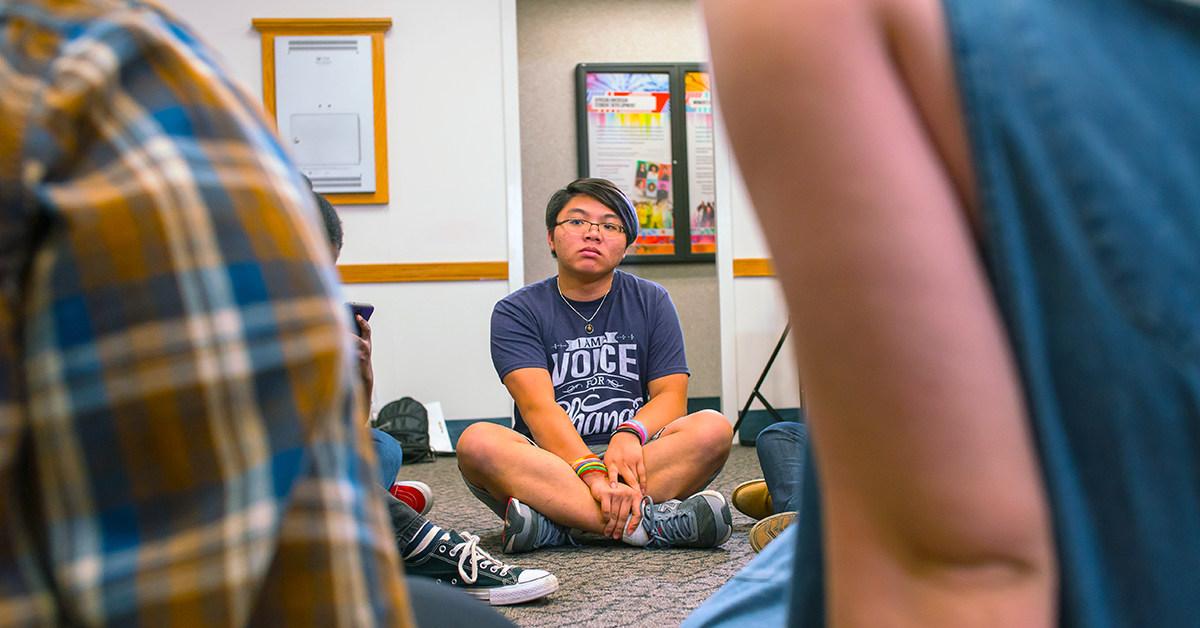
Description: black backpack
xmin=372 ymin=397 xmax=434 ymax=464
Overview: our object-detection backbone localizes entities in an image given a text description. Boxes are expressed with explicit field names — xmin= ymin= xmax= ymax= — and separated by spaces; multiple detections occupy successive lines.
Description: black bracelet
xmin=614 ymin=427 xmax=643 ymax=441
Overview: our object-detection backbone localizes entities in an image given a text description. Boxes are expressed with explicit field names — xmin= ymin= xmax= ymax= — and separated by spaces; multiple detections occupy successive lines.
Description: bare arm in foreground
xmin=704 ymin=0 xmax=1056 ymax=626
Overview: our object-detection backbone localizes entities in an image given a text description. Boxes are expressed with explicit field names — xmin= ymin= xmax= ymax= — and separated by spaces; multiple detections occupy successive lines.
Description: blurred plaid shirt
xmin=0 ymin=0 xmax=411 ymax=625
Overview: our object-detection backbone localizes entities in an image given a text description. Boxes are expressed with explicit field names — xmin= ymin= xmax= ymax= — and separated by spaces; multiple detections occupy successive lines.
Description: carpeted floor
xmin=398 ymin=443 xmax=766 ymax=627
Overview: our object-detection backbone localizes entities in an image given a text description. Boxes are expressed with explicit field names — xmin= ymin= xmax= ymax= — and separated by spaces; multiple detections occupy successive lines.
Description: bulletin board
xmin=253 ymin=18 xmax=392 ymax=205
xmin=576 ymin=63 xmax=715 ymax=263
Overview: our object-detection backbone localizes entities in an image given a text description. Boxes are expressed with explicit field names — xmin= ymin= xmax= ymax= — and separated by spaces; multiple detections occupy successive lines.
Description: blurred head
xmin=301 ymin=174 xmax=343 ymax=260
xmin=314 ymin=191 xmax=342 ymax=261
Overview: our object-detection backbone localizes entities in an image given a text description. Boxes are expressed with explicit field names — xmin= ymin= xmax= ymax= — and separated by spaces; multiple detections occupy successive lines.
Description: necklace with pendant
xmin=558 ymin=281 xmax=610 ymax=334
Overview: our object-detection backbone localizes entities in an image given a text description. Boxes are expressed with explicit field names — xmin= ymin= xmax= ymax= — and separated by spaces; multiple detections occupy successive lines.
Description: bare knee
xmin=455 ymin=422 xmax=513 ymax=478
xmin=701 ymin=410 xmax=734 ymax=456
xmin=684 ymin=410 xmax=734 ymax=460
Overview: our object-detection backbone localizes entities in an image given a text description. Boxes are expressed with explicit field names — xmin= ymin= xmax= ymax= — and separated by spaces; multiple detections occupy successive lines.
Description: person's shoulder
xmin=14 ymin=0 xmax=179 ymax=39
xmin=1 ymin=0 xmax=132 ymax=64
xmin=495 ymin=276 xmax=558 ymax=311
xmin=10 ymin=0 xmax=217 ymax=100
xmin=615 ymin=270 xmax=670 ymax=299
xmin=7 ymin=0 xmax=122 ymax=20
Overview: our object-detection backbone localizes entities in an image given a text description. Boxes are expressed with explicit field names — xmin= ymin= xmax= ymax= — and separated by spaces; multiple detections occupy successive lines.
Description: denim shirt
xmin=790 ymin=1 xmax=1200 ymax=626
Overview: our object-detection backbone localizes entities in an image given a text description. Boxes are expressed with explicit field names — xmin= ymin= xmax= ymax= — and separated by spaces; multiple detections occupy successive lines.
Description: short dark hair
xmin=544 ymin=178 xmax=638 ymax=248
xmin=299 ymin=174 xmax=344 ymax=258
xmin=314 ymin=191 xmax=343 ymax=258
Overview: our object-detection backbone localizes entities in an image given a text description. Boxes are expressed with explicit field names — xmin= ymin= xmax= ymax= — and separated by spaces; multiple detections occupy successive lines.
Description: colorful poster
xmin=685 ymin=72 xmax=716 ymax=254
xmin=586 ymin=73 xmax=675 ymax=255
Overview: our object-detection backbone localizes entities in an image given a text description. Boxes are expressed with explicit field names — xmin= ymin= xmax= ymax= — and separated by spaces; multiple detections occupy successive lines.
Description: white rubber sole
xmin=462 ymin=572 xmax=559 ymax=605
xmin=749 ymin=511 xmax=798 ymax=552
xmin=391 ymin=481 xmax=434 ymax=516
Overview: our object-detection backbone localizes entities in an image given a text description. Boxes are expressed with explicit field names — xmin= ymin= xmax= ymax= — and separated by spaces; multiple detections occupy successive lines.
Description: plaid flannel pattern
xmin=0 ymin=1 xmax=411 ymax=625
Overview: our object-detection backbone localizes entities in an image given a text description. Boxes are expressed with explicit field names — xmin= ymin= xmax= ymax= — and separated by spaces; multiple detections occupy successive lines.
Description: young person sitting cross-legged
xmin=457 ymin=178 xmax=734 ymax=553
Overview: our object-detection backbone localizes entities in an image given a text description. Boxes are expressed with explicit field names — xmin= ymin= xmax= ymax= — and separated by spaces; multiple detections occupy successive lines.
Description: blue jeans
xmin=681 ymin=524 xmax=797 ymax=628
xmin=370 ymin=427 xmax=403 ymax=489
xmin=756 ymin=421 xmax=807 ymax=514
xmin=681 ymin=421 xmax=808 ymax=627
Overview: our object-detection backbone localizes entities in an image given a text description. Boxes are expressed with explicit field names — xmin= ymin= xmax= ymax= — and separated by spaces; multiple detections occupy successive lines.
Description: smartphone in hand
xmin=347 ymin=302 xmax=374 ymax=337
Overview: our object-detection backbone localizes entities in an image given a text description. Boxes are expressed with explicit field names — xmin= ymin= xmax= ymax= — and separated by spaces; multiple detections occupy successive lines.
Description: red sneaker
xmin=389 ymin=481 xmax=433 ymax=515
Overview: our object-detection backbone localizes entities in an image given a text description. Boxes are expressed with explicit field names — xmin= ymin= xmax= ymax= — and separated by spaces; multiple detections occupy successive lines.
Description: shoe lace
xmin=447 ymin=531 xmax=514 ymax=584
xmin=642 ymin=496 xmax=695 ymax=549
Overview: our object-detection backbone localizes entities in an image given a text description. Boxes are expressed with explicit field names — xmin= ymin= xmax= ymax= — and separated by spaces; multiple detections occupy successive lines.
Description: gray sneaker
xmin=639 ymin=490 xmax=733 ymax=549
xmin=503 ymin=497 xmax=581 ymax=554
xmin=405 ymin=529 xmax=559 ymax=605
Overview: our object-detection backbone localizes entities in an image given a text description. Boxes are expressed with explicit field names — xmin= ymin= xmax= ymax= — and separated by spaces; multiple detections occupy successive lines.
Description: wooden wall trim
xmin=252 ymin=18 xmax=393 ymax=34
xmin=342 ymin=260 xmax=765 ymax=282
xmin=733 ymin=258 xmax=774 ymax=277
xmin=337 ymin=262 xmax=509 ymax=284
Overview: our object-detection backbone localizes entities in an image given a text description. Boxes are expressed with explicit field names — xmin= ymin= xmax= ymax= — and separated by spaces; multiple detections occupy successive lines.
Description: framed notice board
xmin=254 ymin=18 xmax=391 ymax=204
xmin=576 ymin=63 xmax=715 ymax=264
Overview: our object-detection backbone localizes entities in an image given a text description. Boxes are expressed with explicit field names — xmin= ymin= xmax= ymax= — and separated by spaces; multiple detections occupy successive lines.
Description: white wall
xmin=163 ymin=0 xmax=519 ymax=421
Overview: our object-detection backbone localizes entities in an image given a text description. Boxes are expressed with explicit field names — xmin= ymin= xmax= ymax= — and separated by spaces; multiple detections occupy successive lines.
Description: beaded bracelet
xmin=616 ymin=419 xmax=648 ymax=445
xmin=571 ymin=455 xmax=608 ymax=478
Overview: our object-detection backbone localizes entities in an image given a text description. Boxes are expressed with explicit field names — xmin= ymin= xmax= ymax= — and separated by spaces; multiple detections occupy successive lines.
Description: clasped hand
xmin=584 ymin=431 xmax=648 ymax=539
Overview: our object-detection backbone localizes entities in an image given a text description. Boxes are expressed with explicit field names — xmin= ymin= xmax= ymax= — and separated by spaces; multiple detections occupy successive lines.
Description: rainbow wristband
xmin=571 ymin=455 xmax=608 ymax=478
xmin=614 ymin=427 xmax=643 ymax=441
xmin=616 ymin=419 xmax=648 ymax=445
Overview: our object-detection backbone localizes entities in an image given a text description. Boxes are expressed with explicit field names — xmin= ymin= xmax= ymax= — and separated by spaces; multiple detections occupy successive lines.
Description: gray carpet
xmin=398 ymin=443 xmax=765 ymax=627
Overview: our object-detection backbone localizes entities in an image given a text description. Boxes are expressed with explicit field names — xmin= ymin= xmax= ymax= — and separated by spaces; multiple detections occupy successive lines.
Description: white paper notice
xmin=425 ymin=401 xmax=454 ymax=454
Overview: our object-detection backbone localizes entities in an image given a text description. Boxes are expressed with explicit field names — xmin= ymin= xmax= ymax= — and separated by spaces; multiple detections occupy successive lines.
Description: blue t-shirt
xmin=491 ymin=270 xmax=689 ymax=446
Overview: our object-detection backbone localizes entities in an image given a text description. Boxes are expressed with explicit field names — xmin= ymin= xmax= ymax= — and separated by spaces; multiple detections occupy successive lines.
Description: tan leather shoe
xmin=731 ymin=479 xmax=774 ymax=520
xmin=749 ymin=511 xmax=797 ymax=552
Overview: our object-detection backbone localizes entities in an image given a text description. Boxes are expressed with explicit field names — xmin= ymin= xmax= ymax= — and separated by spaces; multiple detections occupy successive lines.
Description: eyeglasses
xmin=555 ymin=218 xmax=626 ymax=238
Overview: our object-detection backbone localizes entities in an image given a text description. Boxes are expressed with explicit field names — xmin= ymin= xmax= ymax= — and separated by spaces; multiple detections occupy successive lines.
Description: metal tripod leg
xmin=732 ymin=324 xmax=791 ymax=435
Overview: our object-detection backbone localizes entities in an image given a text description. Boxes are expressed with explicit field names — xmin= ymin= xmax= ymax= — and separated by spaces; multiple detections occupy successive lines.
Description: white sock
xmin=621 ymin=520 xmax=649 ymax=547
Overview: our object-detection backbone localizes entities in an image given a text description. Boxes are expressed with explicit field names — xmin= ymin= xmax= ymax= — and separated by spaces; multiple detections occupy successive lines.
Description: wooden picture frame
xmin=253 ymin=18 xmax=392 ymax=205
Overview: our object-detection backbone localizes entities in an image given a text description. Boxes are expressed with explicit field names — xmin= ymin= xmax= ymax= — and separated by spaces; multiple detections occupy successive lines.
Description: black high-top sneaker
xmin=405 ymin=528 xmax=558 ymax=605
